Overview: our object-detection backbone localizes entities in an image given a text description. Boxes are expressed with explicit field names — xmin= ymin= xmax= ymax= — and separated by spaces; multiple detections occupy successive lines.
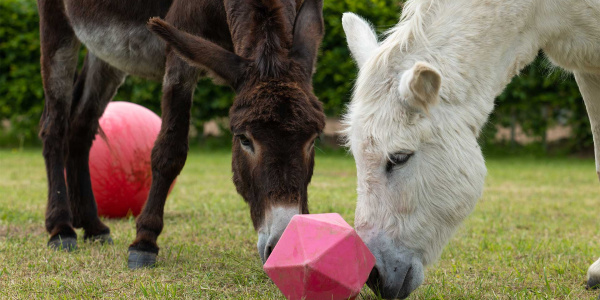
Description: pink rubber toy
xmin=263 ymin=213 xmax=375 ymax=300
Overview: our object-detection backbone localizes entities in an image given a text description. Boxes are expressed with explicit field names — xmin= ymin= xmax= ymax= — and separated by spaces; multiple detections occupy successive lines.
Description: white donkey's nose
xmin=361 ymin=232 xmax=425 ymax=299
xmin=367 ymin=260 xmax=422 ymax=299
xmin=257 ymin=205 xmax=299 ymax=264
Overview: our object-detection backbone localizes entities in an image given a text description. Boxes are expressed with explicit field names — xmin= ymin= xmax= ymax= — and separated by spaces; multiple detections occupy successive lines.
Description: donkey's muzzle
xmin=258 ymin=231 xmax=280 ymax=264
xmin=367 ymin=264 xmax=417 ymax=299
xmin=362 ymin=232 xmax=425 ymax=299
xmin=257 ymin=205 xmax=299 ymax=264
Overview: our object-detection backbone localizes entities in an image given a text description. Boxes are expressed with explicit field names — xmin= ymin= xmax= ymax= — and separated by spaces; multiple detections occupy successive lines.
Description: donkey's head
xmin=342 ymin=13 xmax=487 ymax=298
xmin=147 ymin=0 xmax=325 ymax=263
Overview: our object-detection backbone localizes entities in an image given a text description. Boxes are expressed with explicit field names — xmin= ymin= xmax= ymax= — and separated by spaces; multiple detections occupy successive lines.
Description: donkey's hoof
xmin=86 ymin=233 xmax=114 ymax=245
xmin=128 ymin=250 xmax=157 ymax=269
xmin=47 ymin=236 xmax=77 ymax=251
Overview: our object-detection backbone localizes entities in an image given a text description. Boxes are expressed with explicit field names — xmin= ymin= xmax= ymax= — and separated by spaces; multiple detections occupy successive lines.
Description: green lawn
xmin=0 ymin=149 xmax=599 ymax=299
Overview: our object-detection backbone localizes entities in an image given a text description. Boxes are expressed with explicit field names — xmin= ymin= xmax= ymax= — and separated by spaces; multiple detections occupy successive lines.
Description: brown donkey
xmin=38 ymin=0 xmax=325 ymax=269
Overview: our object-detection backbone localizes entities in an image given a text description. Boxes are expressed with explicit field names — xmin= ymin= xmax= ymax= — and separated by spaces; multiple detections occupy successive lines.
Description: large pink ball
xmin=89 ymin=101 xmax=173 ymax=218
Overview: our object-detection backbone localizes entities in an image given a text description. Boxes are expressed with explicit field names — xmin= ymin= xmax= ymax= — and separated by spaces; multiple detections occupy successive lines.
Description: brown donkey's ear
xmin=289 ymin=0 xmax=324 ymax=80
xmin=147 ymin=17 xmax=250 ymax=90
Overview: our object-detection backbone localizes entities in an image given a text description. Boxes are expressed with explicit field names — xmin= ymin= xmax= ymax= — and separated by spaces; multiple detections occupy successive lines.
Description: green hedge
xmin=0 ymin=0 xmax=591 ymax=153
xmin=0 ymin=0 xmax=43 ymax=146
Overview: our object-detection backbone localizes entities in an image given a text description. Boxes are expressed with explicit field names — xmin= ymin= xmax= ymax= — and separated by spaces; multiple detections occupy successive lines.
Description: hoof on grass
xmin=128 ymin=250 xmax=157 ymax=269
xmin=47 ymin=236 xmax=77 ymax=251
xmin=86 ymin=233 xmax=114 ymax=245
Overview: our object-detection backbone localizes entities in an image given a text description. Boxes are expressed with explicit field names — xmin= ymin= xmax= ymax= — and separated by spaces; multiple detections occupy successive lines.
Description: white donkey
xmin=342 ymin=0 xmax=600 ymax=298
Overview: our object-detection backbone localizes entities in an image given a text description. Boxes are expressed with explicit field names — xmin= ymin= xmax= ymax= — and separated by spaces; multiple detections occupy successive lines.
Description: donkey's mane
xmin=373 ymin=0 xmax=440 ymax=68
xmin=350 ymin=0 xmax=441 ymax=106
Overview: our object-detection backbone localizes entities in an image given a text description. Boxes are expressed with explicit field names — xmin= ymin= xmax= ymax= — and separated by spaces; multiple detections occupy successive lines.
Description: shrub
xmin=0 ymin=0 xmax=43 ymax=146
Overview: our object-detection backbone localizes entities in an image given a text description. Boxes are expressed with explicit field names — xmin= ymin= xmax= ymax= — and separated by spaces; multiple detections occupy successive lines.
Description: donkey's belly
xmin=72 ymin=22 xmax=166 ymax=81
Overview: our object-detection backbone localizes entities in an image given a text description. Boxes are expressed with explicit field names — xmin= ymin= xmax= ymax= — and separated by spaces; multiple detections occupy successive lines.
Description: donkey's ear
xmin=289 ymin=0 xmax=324 ymax=80
xmin=147 ymin=18 xmax=250 ymax=90
xmin=399 ymin=62 xmax=442 ymax=113
xmin=342 ymin=13 xmax=378 ymax=68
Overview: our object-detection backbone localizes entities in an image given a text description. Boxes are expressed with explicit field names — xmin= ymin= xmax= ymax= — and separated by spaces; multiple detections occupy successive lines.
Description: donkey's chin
xmin=257 ymin=205 xmax=299 ymax=264
xmin=362 ymin=232 xmax=425 ymax=299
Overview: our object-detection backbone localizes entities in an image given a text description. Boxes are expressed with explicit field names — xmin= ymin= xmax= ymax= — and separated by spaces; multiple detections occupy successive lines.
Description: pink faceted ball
xmin=264 ymin=213 xmax=375 ymax=300
xmin=89 ymin=101 xmax=172 ymax=218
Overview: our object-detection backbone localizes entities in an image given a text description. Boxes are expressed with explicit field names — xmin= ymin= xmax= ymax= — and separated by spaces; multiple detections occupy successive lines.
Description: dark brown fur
xmin=230 ymin=78 xmax=325 ymax=228
xmin=146 ymin=0 xmax=325 ymax=232
xmin=37 ymin=0 xmax=325 ymax=262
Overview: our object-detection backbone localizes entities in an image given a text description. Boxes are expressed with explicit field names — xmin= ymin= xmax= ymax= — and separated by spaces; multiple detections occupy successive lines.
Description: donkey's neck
xmin=389 ymin=0 xmax=551 ymax=133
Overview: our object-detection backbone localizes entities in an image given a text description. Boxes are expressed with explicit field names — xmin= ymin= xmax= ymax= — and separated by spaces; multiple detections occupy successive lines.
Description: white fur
xmin=589 ymin=258 xmax=600 ymax=287
xmin=398 ymin=61 xmax=441 ymax=112
xmin=343 ymin=0 xmax=600 ymax=295
xmin=574 ymin=72 xmax=600 ymax=178
xmin=341 ymin=13 xmax=379 ymax=68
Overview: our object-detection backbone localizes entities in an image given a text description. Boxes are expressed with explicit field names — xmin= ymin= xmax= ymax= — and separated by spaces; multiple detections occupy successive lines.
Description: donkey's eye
xmin=386 ymin=152 xmax=413 ymax=172
xmin=311 ymin=136 xmax=320 ymax=147
xmin=307 ymin=135 xmax=320 ymax=151
xmin=237 ymin=134 xmax=253 ymax=149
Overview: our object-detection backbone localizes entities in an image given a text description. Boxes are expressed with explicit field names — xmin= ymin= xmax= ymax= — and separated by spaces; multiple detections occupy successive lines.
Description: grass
xmin=0 ymin=149 xmax=599 ymax=299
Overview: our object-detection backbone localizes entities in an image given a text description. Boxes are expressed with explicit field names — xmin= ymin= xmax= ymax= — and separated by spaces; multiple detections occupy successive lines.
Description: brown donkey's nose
xmin=257 ymin=206 xmax=299 ymax=264
xmin=265 ymin=245 xmax=274 ymax=261
xmin=258 ymin=231 xmax=282 ymax=264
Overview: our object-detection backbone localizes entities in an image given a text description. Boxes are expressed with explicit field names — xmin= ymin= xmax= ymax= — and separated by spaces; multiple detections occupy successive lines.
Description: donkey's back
xmin=53 ymin=0 xmax=232 ymax=80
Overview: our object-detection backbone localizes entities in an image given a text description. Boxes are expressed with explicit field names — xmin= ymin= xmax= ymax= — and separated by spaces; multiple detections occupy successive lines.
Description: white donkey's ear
xmin=399 ymin=62 xmax=441 ymax=113
xmin=342 ymin=13 xmax=378 ymax=68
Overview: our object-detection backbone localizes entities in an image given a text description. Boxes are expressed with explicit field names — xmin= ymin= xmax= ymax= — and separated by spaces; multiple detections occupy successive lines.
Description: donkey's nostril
xmin=257 ymin=206 xmax=298 ymax=264
xmin=366 ymin=263 xmax=420 ymax=299
xmin=258 ymin=232 xmax=284 ymax=264
xmin=366 ymin=267 xmax=382 ymax=293
xmin=265 ymin=245 xmax=274 ymax=260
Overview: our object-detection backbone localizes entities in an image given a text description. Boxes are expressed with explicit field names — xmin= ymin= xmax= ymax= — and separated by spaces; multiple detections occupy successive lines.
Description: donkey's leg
xmin=575 ymin=72 xmax=600 ymax=181
xmin=573 ymin=71 xmax=600 ymax=291
xmin=38 ymin=0 xmax=81 ymax=251
xmin=67 ymin=53 xmax=126 ymax=244
xmin=127 ymin=52 xmax=198 ymax=269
